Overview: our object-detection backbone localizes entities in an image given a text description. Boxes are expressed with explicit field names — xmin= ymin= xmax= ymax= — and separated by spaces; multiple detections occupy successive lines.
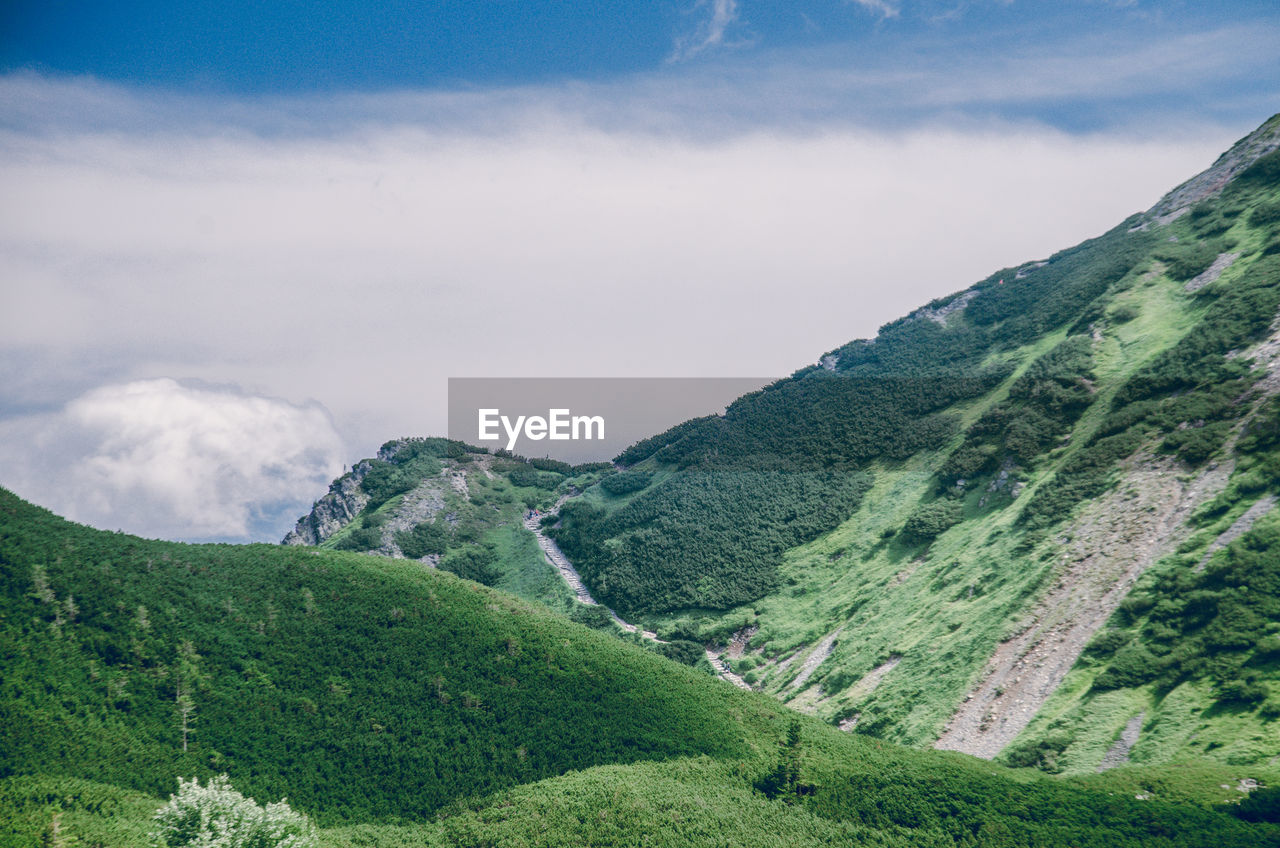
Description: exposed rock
xmin=912 ymin=290 xmax=979 ymax=326
xmin=788 ymin=627 xmax=843 ymax=692
xmin=935 ymin=451 xmax=1234 ymax=759
xmin=1146 ymin=114 xmax=1280 ymax=221
xmin=282 ymin=459 xmax=374 ymax=545
xmin=727 ymin=626 xmax=758 ymax=659
xmin=1097 ymin=712 xmax=1145 ymax=772
xmin=373 ymin=479 xmax=449 ymax=559
xmin=1185 ymin=252 xmax=1240 ymax=293
xmin=844 ymin=655 xmax=901 ymax=706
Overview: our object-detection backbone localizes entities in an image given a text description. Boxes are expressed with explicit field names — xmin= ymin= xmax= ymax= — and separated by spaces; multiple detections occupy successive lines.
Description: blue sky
xmin=2 ymin=1 xmax=1279 ymax=541
xmin=4 ymin=1 xmax=1278 ymax=127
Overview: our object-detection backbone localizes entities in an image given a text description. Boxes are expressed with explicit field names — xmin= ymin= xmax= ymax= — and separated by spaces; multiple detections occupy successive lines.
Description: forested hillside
xmin=3 ymin=488 xmax=1278 ymax=847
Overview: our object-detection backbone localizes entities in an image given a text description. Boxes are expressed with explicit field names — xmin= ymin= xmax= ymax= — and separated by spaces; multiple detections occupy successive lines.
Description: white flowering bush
xmin=151 ymin=774 xmax=317 ymax=848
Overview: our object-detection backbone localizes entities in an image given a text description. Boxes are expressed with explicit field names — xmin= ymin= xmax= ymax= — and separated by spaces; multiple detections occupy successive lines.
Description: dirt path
xmin=525 ymin=513 xmax=599 ymax=604
xmin=522 ymin=505 xmax=664 ymax=643
xmin=705 ymin=650 xmax=752 ymax=690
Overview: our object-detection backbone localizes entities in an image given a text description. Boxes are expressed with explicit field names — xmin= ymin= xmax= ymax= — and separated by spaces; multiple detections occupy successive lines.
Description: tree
xmin=151 ymin=775 xmax=317 ymax=848
xmin=174 ymin=640 xmax=206 ymax=753
xmin=756 ymin=719 xmax=812 ymax=802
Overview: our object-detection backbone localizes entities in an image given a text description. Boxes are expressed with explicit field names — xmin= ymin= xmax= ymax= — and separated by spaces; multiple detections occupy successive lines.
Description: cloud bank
xmin=0 ymin=379 xmax=344 ymax=541
xmin=0 ymin=39 xmax=1269 ymax=539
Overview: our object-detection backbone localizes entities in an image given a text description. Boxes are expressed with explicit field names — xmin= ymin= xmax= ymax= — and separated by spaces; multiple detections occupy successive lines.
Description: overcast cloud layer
xmin=1 ymin=15 xmax=1275 ymax=540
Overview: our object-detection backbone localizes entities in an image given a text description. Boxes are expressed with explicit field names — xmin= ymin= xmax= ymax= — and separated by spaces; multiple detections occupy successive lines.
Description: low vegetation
xmin=4 ymin=488 xmax=1277 ymax=846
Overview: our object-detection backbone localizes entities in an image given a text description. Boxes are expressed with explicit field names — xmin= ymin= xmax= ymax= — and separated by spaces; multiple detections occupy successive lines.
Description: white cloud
xmin=671 ymin=0 xmax=745 ymax=62
xmin=0 ymin=379 xmax=344 ymax=541
xmin=0 ymin=111 xmax=1229 ymax=435
xmin=847 ymin=0 xmax=902 ymax=19
xmin=0 ymin=68 xmax=1261 ymax=539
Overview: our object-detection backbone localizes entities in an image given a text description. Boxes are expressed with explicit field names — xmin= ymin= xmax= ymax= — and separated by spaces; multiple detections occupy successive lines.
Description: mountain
xmin=2 ymin=488 xmax=1277 ymax=847
xmin=288 ymin=114 xmax=1280 ymax=777
xmin=6 ymin=115 xmax=1280 ymax=847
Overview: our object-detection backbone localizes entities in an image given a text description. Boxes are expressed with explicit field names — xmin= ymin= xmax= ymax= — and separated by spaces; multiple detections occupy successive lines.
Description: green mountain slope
xmin=0 ymin=488 xmax=767 ymax=824
xmin=272 ymin=115 xmax=1280 ymax=789
xmin=588 ymin=116 xmax=1280 ymax=770
xmin=3 ymin=488 xmax=1279 ymax=846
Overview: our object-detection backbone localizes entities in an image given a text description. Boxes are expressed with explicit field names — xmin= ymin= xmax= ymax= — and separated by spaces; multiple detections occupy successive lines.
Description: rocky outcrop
xmin=282 ymin=438 xmax=420 ymax=546
xmin=912 ymin=289 xmax=978 ymax=326
xmin=1146 ymin=114 xmax=1280 ymax=220
xmin=282 ymin=459 xmax=373 ymax=545
xmin=373 ymin=478 xmax=449 ymax=558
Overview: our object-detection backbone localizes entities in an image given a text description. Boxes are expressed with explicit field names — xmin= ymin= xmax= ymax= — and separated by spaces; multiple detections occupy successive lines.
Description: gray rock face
xmin=282 ymin=459 xmax=374 ymax=545
xmin=371 ymin=478 xmax=448 ymax=559
xmin=1146 ymin=114 xmax=1280 ymax=220
xmin=913 ymin=289 xmax=978 ymax=326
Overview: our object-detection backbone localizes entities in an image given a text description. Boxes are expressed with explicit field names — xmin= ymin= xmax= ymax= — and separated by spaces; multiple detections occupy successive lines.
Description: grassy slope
xmin=642 ymin=261 xmax=1204 ymax=741
xmin=631 ymin=145 xmax=1280 ymax=768
xmin=3 ymin=490 xmax=1276 ymax=847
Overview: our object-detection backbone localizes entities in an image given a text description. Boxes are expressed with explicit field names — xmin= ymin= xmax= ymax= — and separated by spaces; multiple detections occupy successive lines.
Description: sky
xmin=2 ymin=1 xmax=1279 ymax=542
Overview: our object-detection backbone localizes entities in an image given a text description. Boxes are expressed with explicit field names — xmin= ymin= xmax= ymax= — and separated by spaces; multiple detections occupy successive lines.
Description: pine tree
xmin=174 ymin=640 xmax=205 ymax=753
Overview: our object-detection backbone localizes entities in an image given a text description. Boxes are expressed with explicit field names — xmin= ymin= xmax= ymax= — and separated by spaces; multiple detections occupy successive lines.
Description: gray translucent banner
xmin=448 ymin=377 xmax=776 ymax=464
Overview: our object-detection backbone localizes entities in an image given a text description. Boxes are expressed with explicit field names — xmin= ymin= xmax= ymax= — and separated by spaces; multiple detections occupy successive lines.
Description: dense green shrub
xmin=901 ymin=500 xmax=964 ymax=542
xmin=566 ymin=603 xmax=616 ymax=631
xmin=528 ymin=457 xmax=573 ymax=475
xmin=1083 ymin=629 xmax=1128 ymax=658
xmin=1235 ymin=786 xmax=1280 ymax=823
xmin=1155 ymin=241 xmax=1221 ymax=282
xmin=394 ymin=521 xmax=450 ymax=559
xmin=940 ymin=336 xmax=1096 ymax=490
xmin=438 ymin=543 xmax=500 ymax=586
xmin=1092 ymin=644 xmax=1160 ymax=690
xmin=506 ymin=467 xmax=563 ymax=490
xmin=1249 ymin=199 xmax=1280 ymax=228
xmin=552 ymin=471 xmax=872 ymax=614
xmin=599 ymin=470 xmax=653 ymax=496
xmin=655 ymin=639 xmax=705 ymax=667
xmin=1003 ymin=731 xmax=1073 ymax=773
xmin=332 ymin=524 xmax=382 ymax=552
xmin=0 ymin=489 xmax=767 ymax=826
xmin=360 ymin=458 xmax=441 ymax=510
xmin=1092 ymin=515 xmax=1280 ymax=705
xmin=1160 ymin=421 xmax=1234 ymax=464
xmin=1110 ymin=303 xmax=1140 ymax=323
